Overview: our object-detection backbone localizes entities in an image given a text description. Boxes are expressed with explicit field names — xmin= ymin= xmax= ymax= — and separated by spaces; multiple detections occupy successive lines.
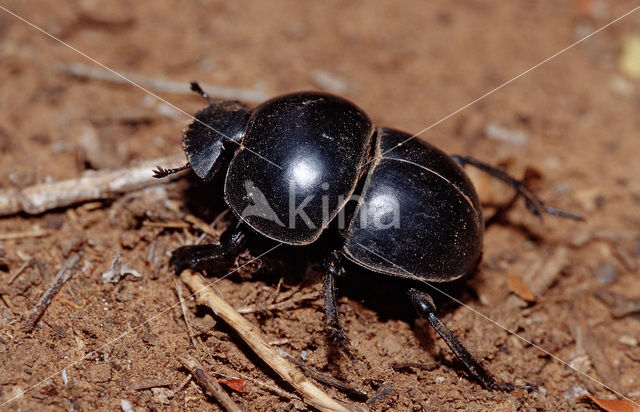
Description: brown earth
xmin=1 ymin=1 xmax=640 ymax=411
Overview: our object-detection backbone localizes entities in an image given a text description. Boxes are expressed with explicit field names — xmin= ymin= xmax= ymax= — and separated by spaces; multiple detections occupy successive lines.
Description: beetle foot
xmin=327 ymin=326 xmax=354 ymax=360
xmin=169 ymin=244 xmax=226 ymax=275
xmin=495 ymin=382 xmax=538 ymax=392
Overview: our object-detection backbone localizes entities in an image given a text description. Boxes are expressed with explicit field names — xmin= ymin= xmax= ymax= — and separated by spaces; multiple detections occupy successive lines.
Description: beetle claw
xmin=328 ymin=327 xmax=354 ymax=360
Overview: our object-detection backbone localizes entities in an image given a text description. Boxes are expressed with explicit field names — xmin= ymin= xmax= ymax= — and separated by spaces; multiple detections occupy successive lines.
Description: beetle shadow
xmin=335 ymin=259 xmax=484 ymax=363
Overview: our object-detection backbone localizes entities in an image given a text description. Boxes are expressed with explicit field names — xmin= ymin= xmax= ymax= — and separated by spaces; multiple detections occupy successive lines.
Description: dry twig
xmin=175 ymin=280 xmax=199 ymax=349
xmin=0 ymin=229 xmax=49 ymax=240
xmin=0 ymin=155 xmax=184 ymax=217
xmin=58 ymin=62 xmax=268 ymax=103
xmin=180 ymin=270 xmax=351 ymax=412
xmin=177 ymin=354 xmax=243 ymax=412
xmin=522 ymin=246 xmax=569 ymax=296
xmin=8 ymin=257 xmax=34 ymax=285
xmin=573 ymin=309 xmax=624 ymax=395
xmin=23 ymin=254 xmax=81 ymax=332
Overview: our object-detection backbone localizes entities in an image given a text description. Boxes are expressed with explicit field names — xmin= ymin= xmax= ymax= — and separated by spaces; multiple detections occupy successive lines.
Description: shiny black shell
xmin=224 ymin=92 xmax=374 ymax=245
xmin=342 ymin=128 xmax=483 ymax=282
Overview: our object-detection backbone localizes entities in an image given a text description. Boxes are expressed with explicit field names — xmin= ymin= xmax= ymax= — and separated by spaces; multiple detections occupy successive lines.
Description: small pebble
xmin=562 ymin=385 xmax=588 ymax=400
xmin=484 ymin=122 xmax=529 ymax=146
xmin=435 ymin=376 xmax=446 ymax=384
xmin=311 ymin=70 xmax=351 ymax=94
xmin=619 ymin=335 xmax=638 ymax=347
xmin=592 ymin=261 xmax=619 ymax=285
xmin=121 ymin=399 xmax=134 ymax=412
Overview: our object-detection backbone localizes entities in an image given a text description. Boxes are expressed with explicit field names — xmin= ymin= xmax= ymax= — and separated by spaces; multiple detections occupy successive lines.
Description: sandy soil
xmin=1 ymin=1 xmax=640 ymax=411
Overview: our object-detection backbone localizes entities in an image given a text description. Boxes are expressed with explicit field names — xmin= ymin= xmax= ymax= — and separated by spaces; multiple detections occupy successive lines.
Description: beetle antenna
xmin=152 ymin=163 xmax=190 ymax=178
xmin=190 ymin=81 xmax=216 ymax=105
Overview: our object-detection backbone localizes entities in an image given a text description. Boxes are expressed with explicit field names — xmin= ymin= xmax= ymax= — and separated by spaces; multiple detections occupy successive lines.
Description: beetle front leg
xmin=408 ymin=288 xmax=528 ymax=391
xmin=452 ymin=155 xmax=583 ymax=221
xmin=170 ymin=226 xmax=248 ymax=275
xmin=323 ymin=250 xmax=351 ymax=353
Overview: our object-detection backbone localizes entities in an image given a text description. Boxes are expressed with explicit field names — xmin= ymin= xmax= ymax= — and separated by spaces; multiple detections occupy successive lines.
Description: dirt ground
xmin=1 ymin=1 xmax=640 ymax=411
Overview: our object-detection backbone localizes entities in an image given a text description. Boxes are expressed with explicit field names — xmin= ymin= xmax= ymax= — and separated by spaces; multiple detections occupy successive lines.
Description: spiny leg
xmin=190 ymin=81 xmax=215 ymax=105
xmin=323 ymin=250 xmax=351 ymax=353
xmin=170 ymin=226 xmax=247 ymax=275
xmin=152 ymin=163 xmax=191 ymax=179
xmin=452 ymin=155 xmax=583 ymax=221
xmin=408 ymin=288 xmax=531 ymax=391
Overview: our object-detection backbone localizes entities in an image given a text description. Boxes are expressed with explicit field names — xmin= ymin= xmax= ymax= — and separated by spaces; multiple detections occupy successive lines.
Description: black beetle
xmin=154 ymin=82 xmax=582 ymax=391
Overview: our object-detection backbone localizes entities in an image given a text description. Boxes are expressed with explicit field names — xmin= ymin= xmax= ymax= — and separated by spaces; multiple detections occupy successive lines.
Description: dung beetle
xmin=154 ymin=82 xmax=582 ymax=391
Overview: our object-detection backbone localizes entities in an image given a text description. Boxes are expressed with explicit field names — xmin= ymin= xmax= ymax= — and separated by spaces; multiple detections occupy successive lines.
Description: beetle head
xmin=182 ymin=101 xmax=250 ymax=181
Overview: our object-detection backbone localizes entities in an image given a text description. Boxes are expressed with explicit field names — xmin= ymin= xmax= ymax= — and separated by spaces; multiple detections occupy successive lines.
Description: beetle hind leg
xmin=408 ymin=288 xmax=534 ymax=391
xmin=170 ymin=227 xmax=247 ymax=275
xmin=452 ymin=155 xmax=584 ymax=221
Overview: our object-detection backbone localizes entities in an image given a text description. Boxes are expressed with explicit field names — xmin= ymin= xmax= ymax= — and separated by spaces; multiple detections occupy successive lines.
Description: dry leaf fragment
xmin=507 ymin=276 xmax=537 ymax=302
xmin=101 ymin=252 xmax=142 ymax=283
xmin=219 ymin=379 xmax=246 ymax=393
xmin=581 ymin=394 xmax=640 ymax=412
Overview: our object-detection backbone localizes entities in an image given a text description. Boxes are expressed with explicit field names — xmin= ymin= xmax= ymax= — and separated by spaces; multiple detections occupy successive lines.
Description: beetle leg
xmin=190 ymin=81 xmax=216 ymax=105
xmin=323 ymin=251 xmax=352 ymax=353
xmin=152 ymin=163 xmax=191 ymax=179
xmin=407 ymin=288 xmax=526 ymax=391
xmin=170 ymin=227 xmax=248 ymax=275
xmin=452 ymin=155 xmax=583 ymax=221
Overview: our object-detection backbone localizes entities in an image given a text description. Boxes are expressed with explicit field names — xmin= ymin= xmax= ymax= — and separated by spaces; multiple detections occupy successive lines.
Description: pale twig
xmin=142 ymin=221 xmax=191 ymax=229
xmin=58 ymin=62 xmax=267 ymax=103
xmin=172 ymin=373 xmax=192 ymax=396
xmin=175 ymin=280 xmax=199 ymax=350
xmin=0 ymin=229 xmax=49 ymax=241
xmin=8 ymin=257 xmax=34 ymax=285
xmin=23 ymin=254 xmax=81 ymax=332
xmin=0 ymin=155 xmax=184 ymax=217
xmin=180 ymin=270 xmax=351 ymax=412
xmin=177 ymin=354 xmax=243 ymax=412
xmin=195 ymin=209 xmax=231 ymax=245
xmin=184 ymin=214 xmax=219 ymax=238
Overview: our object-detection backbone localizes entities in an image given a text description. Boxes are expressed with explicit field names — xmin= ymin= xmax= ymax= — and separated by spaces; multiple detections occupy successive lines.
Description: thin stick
xmin=180 ymin=270 xmax=351 ymax=412
xmin=184 ymin=214 xmax=219 ymax=238
xmin=172 ymin=373 xmax=192 ymax=396
xmin=0 ymin=155 xmax=184 ymax=217
xmin=276 ymin=348 xmax=367 ymax=398
xmin=143 ymin=221 xmax=191 ymax=229
xmin=0 ymin=230 xmax=49 ymax=241
xmin=23 ymin=254 xmax=80 ymax=332
xmin=175 ymin=280 xmax=199 ymax=350
xmin=177 ymin=355 xmax=243 ymax=412
xmin=8 ymin=257 xmax=34 ymax=285
xmin=58 ymin=62 xmax=268 ymax=103
xmin=195 ymin=209 xmax=231 ymax=245
xmin=236 ymin=292 xmax=319 ymax=314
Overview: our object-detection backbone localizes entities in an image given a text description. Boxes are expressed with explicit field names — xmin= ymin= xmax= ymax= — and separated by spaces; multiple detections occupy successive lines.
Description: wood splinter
xmin=23 ymin=254 xmax=81 ymax=332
